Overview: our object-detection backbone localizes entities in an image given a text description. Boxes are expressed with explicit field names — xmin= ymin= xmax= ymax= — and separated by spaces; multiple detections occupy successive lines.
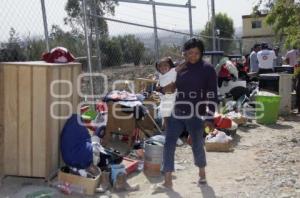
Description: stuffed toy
xmin=42 ymin=47 xmax=75 ymax=63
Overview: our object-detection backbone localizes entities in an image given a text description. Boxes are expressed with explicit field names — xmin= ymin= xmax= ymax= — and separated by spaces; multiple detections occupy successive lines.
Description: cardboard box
xmin=232 ymin=116 xmax=247 ymax=125
xmin=58 ymin=170 xmax=101 ymax=195
xmin=205 ymin=141 xmax=232 ymax=152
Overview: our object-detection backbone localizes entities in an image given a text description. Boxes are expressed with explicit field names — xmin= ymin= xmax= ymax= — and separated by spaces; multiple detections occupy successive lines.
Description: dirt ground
xmin=0 ymin=115 xmax=299 ymax=198
xmin=0 ymin=66 xmax=300 ymax=198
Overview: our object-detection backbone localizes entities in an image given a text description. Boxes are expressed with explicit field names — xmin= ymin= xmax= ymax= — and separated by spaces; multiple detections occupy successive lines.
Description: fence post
xmin=239 ymin=39 xmax=243 ymax=55
xmin=82 ymin=0 xmax=95 ymax=102
xmin=188 ymin=0 xmax=193 ymax=38
xmin=151 ymin=0 xmax=159 ymax=62
xmin=91 ymin=0 xmax=102 ymax=71
xmin=211 ymin=0 xmax=216 ymax=51
xmin=40 ymin=0 xmax=49 ymax=52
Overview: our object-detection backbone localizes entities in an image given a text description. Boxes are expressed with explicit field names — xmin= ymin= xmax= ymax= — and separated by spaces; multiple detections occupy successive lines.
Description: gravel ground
xmin=0 ymin=66 xmax=299 ymax=198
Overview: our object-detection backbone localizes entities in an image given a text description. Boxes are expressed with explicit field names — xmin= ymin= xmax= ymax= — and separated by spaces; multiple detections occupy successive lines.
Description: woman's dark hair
xmin=155 ymin=57 xmax=175 ymax=72
xmin=183 ymin=38 xmax=205 ymax=55
xmin=261 ymin=42 xmax=269 ymax=50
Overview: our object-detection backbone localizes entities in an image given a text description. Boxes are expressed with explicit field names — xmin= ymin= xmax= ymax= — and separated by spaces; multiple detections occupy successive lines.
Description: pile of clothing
xmin=206 ymin=129 xmax=233 ymax=143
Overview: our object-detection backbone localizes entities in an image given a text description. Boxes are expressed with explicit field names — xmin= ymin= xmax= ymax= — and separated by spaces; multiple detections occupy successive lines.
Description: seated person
xmin=61 ymin=114 xmax=101 ymax=175
xmin=215 ymin=57 xmax=239 ymax=87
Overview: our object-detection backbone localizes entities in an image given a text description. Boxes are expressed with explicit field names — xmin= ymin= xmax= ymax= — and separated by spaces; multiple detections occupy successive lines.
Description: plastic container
xmin=144 ymin=140 xmax=164 ymax=176
xmin=255 ymin=94 xmax=281 ymax=124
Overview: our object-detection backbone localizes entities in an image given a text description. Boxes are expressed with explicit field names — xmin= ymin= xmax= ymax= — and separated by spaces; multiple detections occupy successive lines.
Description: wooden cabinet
xmin=0 ymin=61 xmax=81 ymax=178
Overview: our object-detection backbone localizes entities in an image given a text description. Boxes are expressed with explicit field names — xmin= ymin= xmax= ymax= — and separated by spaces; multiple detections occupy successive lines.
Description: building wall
xmin=242 ymin=14 xmax=276 ymax=54
xmin=242 ymin=15 xmax=274 ymax=37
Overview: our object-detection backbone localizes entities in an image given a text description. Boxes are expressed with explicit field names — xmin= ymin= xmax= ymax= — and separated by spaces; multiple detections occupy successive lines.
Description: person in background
xmin=249 ymin=44 xmax=261 ymax=73
xmin=153 ymin=38 xmax=217 ymax=192
xmin=285 ymin=42 xmax=300 ymax=113
xmin=285 ymin=44 xmax=300 ymax=67
xmin=257 ymin=43 xmax=276 ymax=74
xmin=243 ymin=54 xmax=250 ymax=73
xmin=296 ymin=66 xmax=300 ymax=114
xmin=273 ymin=46 xmax=283 ymax=67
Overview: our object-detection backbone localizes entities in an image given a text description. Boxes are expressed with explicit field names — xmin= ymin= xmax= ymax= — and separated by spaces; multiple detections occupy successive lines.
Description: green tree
xmin=24 ymin=37 xmax=45 ymax=61
xmin=99 ymin=38 xmax=123 ymax=67
xmin=254 ymin=0 xmax=300 ymax=48
xmin=113 ymin=35 xmax=145 ymax=65
xmin=0 ymin=28 xmax=26 ymax=62
xmin=201 ymin=13 xmax=235 ymax=52
xmin=49 ymin=25 xmax=85 ymax=57
xmin=64 ymin=0 xmax=116 ymax=37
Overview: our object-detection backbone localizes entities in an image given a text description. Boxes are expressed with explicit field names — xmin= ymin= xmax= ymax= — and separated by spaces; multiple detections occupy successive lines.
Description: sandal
xmin=198 ymin=177 xmax=207 ymax=184
xmin=151 ymin=183 xmax=172 ymax=194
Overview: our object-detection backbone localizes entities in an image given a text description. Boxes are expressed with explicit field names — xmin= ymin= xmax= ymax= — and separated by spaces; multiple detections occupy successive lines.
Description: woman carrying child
xmin=154 ymin=38 xmax=218 ymax=192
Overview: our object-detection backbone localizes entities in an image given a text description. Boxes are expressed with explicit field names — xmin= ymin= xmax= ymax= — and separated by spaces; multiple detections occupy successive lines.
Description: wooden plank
xmin=32 ymin=67 xmax=47 ymax=177
xmin=59 ymin=67 xmax=72 ymax=167
xmin=46 ymin=67 xmax=60 ymax=176
xmin=3 ymin=66 xmax=18 ymax=175
xmin=18 ymin=67 xmax=32 ymax=176
xmin=59 ymin=67 xmax=72 ymax=132
xmin=0 ymin=66 xmax=4 ymax=175
xmin=72 ymin=65 xmax=81 ymax=114
xmin=0 ymin=67 xmax=3 ymax=126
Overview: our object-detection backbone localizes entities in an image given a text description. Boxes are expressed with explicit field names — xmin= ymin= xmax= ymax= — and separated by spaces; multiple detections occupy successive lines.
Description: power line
xmin=116 ymin=3 xmax=188 ymax=24
xmin=114 ymin=0 xmax=196 ymax=8
xmin=90 ymin=13 xmax=241 ymax=41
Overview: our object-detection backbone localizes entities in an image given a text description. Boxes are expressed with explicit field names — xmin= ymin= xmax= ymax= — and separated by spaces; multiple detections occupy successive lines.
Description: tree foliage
xmin=113 ymin=35 xmax=145 ymax=65
xmin=49 ymin=25 xmax=85 ymax=57
xmin=64 ymin=0 xmax=116 ymax=37
xmin=201 ymin=13 xmax=235 ymax=52
xmin=0 ymin=28 xmax=26 ymax=62
xmin=254 ymin=0 xmax=300 ymax=48
xmin=99 ymin=38 xmax=123 ymax=67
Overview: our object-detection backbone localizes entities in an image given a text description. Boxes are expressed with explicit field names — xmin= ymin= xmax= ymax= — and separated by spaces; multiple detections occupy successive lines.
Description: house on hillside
xmin=242 ymin=13 xmax=276 ymax=54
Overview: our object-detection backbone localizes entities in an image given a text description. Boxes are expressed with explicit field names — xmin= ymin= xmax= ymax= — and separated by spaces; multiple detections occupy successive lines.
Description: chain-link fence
xmin=1 ymin=0 xmax=242 ymax=70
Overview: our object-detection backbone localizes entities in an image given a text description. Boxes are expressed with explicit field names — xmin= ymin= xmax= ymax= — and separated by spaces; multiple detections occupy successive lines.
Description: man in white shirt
xmin=257 ymin=43 xmax=277 ymax=74
xmin=249 ymin=44 xmax=261 ymax=72
xmin=285 ymin=45 xmax=300 ymax=67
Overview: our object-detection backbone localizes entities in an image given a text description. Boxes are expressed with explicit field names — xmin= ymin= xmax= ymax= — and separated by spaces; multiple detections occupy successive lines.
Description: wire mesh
xmin=0 ymin=0 xmax=242 ymax=67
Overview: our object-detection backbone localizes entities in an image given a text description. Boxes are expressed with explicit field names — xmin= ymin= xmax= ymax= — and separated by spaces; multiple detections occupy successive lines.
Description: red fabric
xmin=42 ymin=47 xmax=75 ymax=63
xmin=214 ymin=115 xmax=232 ymax=129
xmin=96 ymin=102 xmax=108 ymax=113
xmin=218 ymin=64 xmax=231 ymax=78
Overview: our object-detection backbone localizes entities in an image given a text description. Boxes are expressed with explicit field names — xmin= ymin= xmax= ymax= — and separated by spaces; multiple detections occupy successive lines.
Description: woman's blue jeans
xmin=162 ymin=112 xmax=206 ymax=173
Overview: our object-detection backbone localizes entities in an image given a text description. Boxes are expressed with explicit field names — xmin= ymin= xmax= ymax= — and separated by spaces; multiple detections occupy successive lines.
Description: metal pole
xmin=82 ymin=0 xmax=95 ymax=101
xmin=239 ymin=39 xmax=243 ymax=55
xmin=188 ymin=0 xmax=193 ymax=38
xmin=92 ymin=0 xmax=102 ymax=71
xmin=151 ymin=0 xmax=159 ymax=61
xmin=211 ymin=0 xmax=216 ymax=51
xmin=207 ymin=0 xmax=210 ymax=22
xmin=114 ymin=0 xmax=196 ymax=8
xmin=40 ymin=0 xmax=49 ymax=52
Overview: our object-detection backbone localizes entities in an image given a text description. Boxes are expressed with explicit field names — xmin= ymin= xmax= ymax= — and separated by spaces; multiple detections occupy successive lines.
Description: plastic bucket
xmin=255 ymin=95 xmax=281 ymax=124
xmin=143 ymin=140 xmax=163 ymax=176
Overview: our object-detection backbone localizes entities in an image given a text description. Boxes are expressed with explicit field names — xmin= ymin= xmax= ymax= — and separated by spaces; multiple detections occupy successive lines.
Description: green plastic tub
xmin=255 ymin=94 xmax=281 ymax=124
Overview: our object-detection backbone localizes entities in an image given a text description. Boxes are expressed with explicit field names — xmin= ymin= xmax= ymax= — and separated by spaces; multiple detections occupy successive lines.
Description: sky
xmin=0 ymin=0 xmax=259 ymax=41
